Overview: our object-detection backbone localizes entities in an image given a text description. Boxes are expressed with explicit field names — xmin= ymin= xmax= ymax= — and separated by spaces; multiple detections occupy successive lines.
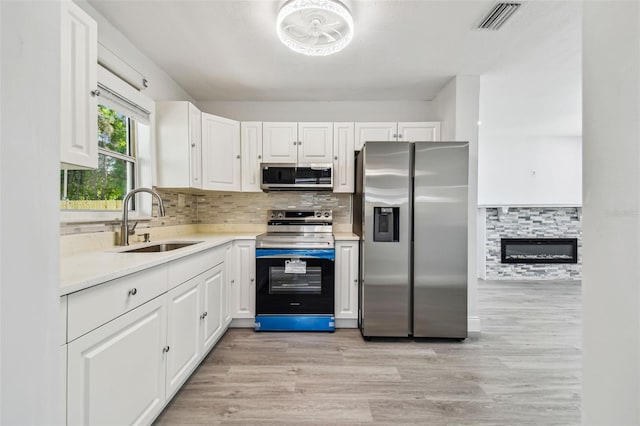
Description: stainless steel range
xmin=255 ymin=210 xmax=335 ymax=332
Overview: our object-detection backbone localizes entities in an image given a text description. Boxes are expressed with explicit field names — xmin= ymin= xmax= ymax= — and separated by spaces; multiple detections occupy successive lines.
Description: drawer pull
xmin=163 ymin=345 xmax=170 ymax=353
xmin=200 ymin=312 xmax=208 ymax=319
xmin=128 ymin=288 xmax=137 ymax=296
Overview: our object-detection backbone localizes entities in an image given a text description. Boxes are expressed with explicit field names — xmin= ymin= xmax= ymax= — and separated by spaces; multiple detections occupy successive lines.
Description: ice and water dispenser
xmin=373 ymin=207 xmax=400 ymax=242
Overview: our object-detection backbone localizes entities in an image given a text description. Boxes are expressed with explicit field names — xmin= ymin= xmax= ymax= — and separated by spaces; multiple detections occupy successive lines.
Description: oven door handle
xmin=255 ymin=248 xmax=335 ymax=260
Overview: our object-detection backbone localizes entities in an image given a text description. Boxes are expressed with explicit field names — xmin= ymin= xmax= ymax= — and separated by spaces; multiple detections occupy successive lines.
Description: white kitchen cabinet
xmin=223 ymin=244 xmax=234 ymax=326
xmin=201 ymin=263 xmax=225 ymax=353
xmin=354 ymin=122 xmax=397 ymax=151
xmin=263 ymin=122 xmax=333 ymax=164
xmin=241 ymin=122 xmax=263 ymax=192
xmin=230 ymin=240 xmax=256 ymax=319
xmin=355 ymin=122 xmax=441 ymax=150
xmin=60 ymin=0 xmax=98 ymax=169
xmin=202 ymin=113 xmax=241 ymax=191
xmin=335 ymin=241 xmax=359 ymax=320
xmin=397 ymin=122 xmax=441 ymax=142
xmin=67 ymin=295 xmax=168 ymax=426
xmin=262 ymin=122 xmax=298 ymax=163
xmin=156 ymin=102 xmax=202 ymax=189
xmin=298 ymin=122 xmax=334 ymax=164
xmin=166 ymin=276 xmax=201 ymax=399
xmin=332 ymin=123 xmax=355 ymax=193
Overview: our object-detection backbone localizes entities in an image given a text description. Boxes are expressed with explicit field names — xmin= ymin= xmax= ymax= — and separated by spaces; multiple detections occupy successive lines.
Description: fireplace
xmin=501 ymin=238 xmax=578 ymax=264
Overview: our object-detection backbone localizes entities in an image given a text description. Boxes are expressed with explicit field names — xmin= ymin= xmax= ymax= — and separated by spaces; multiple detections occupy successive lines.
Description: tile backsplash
xmin=192 ymin=191 xmax=352 ymax=224
xmin=61 ymin=189 xmax=352 ymax=236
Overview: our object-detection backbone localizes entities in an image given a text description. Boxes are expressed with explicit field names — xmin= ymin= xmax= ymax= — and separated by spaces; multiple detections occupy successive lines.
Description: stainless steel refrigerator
xmin=354 ymin=141 xmax=468 ymax=338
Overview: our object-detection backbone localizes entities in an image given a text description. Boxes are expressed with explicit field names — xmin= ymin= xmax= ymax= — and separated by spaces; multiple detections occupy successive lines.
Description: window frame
xmin=60 ymin=65 xmax=155 ymax=224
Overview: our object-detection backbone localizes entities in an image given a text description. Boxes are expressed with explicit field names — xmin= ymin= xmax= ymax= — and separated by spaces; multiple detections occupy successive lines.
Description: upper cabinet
xmin=156 ymin=102 xmax=203 ymax=189
xmin=202 ymin=113 xmax=241 ymax=191
xmin=241 ymin=122 xmax=263 ymax=192
xmin=397 ymin=122 xmax=441 ymax=143
xmin=262 ymin=122 xmax=333 ymax=165
xmin=60 ymin=1 xmax=98 ymax=169
xmin=355 ymin=121 xmax=441 ymax=150
xmin=333 ymin=123 xmax=355 ymax=193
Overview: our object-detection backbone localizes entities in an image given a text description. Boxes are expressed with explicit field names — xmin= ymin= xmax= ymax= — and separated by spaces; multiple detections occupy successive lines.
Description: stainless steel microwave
xmin=260 ymin=163 xmax=333 ymax=191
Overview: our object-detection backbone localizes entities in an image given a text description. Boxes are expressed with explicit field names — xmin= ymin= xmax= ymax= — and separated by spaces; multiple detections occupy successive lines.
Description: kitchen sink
xmin=120 ymin=242 xmax=202 ymax=253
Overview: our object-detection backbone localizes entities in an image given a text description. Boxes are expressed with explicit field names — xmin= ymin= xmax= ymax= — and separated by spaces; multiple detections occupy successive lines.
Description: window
xmin=60 ymin=105 xmax=137 ymax=211
xmin=60 ymin=64 xmax=154 ymax=221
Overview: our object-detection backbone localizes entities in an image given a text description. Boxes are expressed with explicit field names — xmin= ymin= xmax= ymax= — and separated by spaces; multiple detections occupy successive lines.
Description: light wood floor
xmin=155 ymin=279 xmax=581 ymax=425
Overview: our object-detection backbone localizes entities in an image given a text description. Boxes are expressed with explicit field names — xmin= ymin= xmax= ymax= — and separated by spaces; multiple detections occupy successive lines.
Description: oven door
xmin=256 ymin=248 xmax=335 ymax=315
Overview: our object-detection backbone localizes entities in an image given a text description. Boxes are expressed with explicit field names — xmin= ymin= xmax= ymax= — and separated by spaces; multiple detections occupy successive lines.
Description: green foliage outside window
xmin=60 ymin=105 xmax=135 ymax=210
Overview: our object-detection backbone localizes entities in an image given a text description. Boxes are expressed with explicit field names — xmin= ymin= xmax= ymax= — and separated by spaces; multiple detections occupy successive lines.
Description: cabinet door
xmin=188 ymin=103 xmax=203 ymax=188
xmin=166 ymin=277 xmax=201 ymax=399
xmin=335 ymin=241 xmax=359 ymax=319
xmin=298 ymin=122 xmax=333 ymax=164
xmin=354 ymin=122 xmax=397 ymax=151
xmin=332 ymin=123 xmax=355 ymax=193
xmin=241 ymin=122 xmax=263 ymax=192
xmin=201 ymin=264 xmax=224 ymax=354
xmin=202 ymin=113 xmax=241 ymax=191
xmin=232 ymin=240 xmax=256 ymax=318
xmin=60 ymin=1 xmax=98 ymax=169
xmin=157 ymin=101 xmax=201 ymax=189
xmin=67 ymin=296 xmax=167 ymax=426
xmin=262 ymin=122 xmax=298 ymax=163
xmin=223 ymin=244 xmax=234 ymax=326
xmin=397 ymin=122 xmax=441 ymax=142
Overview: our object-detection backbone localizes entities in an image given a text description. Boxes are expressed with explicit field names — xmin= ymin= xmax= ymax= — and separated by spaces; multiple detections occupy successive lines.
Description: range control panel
xmin=267 ymin=210 xmax=333 ymax=222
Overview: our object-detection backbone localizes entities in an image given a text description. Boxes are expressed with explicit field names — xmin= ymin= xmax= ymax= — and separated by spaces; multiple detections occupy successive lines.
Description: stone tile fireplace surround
xmin=483 ymin=207 xmax=582 ymax=280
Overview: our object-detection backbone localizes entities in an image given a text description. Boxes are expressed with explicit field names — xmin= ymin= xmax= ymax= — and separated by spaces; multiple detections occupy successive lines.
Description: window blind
xmin=97 ymin=82 xmax=150 ymax=125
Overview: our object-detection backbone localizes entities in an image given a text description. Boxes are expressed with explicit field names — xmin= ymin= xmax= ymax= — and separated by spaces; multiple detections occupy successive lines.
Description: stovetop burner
xmin=257 ymin=210 xmax=334 ymax=249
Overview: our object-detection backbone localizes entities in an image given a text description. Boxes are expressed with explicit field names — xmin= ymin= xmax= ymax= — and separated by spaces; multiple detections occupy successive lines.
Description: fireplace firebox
xmin=501 ymin=238 xmax=578 ymax=264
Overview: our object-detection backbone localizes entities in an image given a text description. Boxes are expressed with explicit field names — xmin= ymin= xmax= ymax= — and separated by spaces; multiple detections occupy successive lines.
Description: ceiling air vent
xmin=477 ymin=2 xmax=522 ymax=30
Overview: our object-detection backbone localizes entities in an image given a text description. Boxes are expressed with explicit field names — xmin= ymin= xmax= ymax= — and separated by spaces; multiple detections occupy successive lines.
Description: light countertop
xmin=60 ymin=231 xmax=361 ymax=296
xmin=60 ymin=233 xmax=258 ymax=296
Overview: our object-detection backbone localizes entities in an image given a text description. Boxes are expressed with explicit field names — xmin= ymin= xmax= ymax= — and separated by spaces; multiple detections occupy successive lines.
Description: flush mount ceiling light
xmin=276 ymin=0 xmax=354 ymax=56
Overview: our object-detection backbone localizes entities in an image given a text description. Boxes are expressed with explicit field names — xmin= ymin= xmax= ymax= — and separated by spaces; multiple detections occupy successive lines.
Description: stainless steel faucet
xmin=121 ymin=188 xmax=166 ymax=246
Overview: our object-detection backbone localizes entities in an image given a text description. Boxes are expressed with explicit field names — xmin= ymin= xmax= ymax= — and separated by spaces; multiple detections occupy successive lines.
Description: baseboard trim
xmin=230 ymin=318 xmax=255 ymax=328
xmin=335 ymin=318 xmax=358 ymax=329
xmin=468 ymin=315 xmax=481 ymax=336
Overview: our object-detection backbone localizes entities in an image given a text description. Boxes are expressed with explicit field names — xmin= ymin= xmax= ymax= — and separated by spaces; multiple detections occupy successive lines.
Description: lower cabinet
xmin=166 ymin=276 xmax=201 ymax=399
xmin=66 ymin=243 xmax=240 ymax=426
xmin=201 ymin=263 xmax=224 ymax=353
xmin=67 ymin=295 xmax=168 ymax=426
xmin=335 ymin=241 xmax=359 ymax=320
xmin=229 ymin=240 xmax=256 ymax=319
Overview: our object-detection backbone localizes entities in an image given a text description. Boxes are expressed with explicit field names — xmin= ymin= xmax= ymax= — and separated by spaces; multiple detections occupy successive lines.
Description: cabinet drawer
xmin=67 ymin=265 xmax=168 ymax=341
xmin=168 ymin=245 xmax=225 ymax=289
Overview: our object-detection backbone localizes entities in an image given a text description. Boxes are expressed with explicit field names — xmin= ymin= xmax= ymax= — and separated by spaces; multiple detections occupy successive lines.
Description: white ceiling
xmin=87 ymin=0 xmax=581 ymax=102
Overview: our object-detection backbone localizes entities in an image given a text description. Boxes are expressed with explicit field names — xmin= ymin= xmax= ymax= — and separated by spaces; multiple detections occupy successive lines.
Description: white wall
xmin=1 ymin=2 xmax=62 ymax=424
xmin=582 ymin=3 xmax=640 ymax=424
xmin=433 ymin=78 xmax=456 ymax=141
xmin=434 ymin=75 xmax=481 ymax=333
xmin=197 ymin=100 xmax=436 ymax=122
xmin=76 ymin=0 xmax=193 ymax=103
xmin=477 ymin=2 xmax=582 ymax=206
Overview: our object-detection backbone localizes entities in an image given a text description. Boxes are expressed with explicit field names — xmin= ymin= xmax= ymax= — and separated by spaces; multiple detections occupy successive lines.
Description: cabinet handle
xmin=191 ymin=143 xmax=196 ymax=147
xmin=258 ymin=155 xmax=262 ymax=159
xmin=231 ymin=279 xmax=235 ymax=284
xmin=200 ymin=311 xmax=208 ymax=319
xmin=163 ymin=346 xmax=170 ymax=353
xmin=334 ymin=156 xmax=338 ymax=160
xmin=204 ymin=311 xmax=208 ymax=318
xmin=90 ymin=89 xmax=100 ymax=97
xmin=398 ymin=134 xmax=403 ymax=139
xmin=293 ymin=141 xmax=297 ymax=146
xmin=354 ymin=279 xmax=358 ymax=284
xmin=250 ymin=278 xmax=255 ymax=283
xmin=298 ymin=141 xmax=302 ymax=145
xmin=128 ymin=288 xmax=137 ymax=296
